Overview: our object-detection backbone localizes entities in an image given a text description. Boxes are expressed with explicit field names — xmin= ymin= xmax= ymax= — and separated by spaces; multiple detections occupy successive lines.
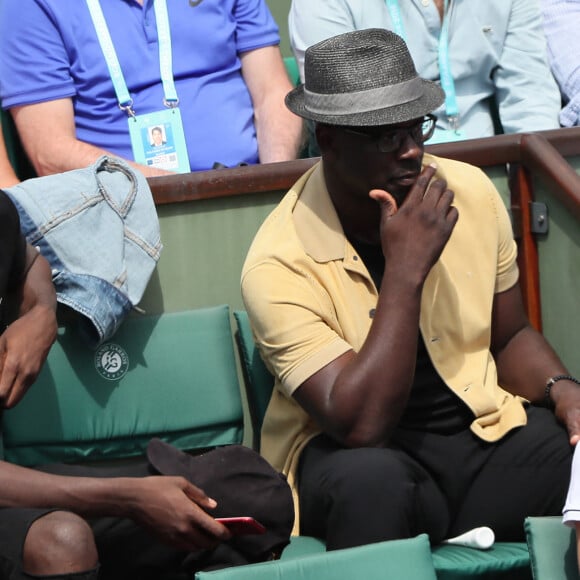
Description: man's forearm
xmin=19 ymin=249 xmax=56 ymax=318
xmin=495 ymin=324 xmax=571 ymax=402
xmin=29 ymin=136 xmax=174 ymax=178
xmin=294 ymin=265 xmax=425 ymax=449
xmin=255 ymin=102 xmax=304 ymax=164
xmin=13 ymin=99 xmax=176 ymax=178
xmin=0 ymin=460 xmax=230 ymax=553
xmin=325 ymin=273 xmax=424 ymax=446
xmin=240 ymin=45 xmax=305 ymax=164
xmin=0 ymin=460 xmax=136 ymax=518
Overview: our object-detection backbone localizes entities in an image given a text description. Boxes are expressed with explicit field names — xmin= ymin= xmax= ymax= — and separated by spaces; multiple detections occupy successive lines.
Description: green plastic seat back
xmin=525 ymin=516 xmax=579 ymax=580
xmin=2 ymin=305 xmax=243 ymax=466
xmin=195 ymin=534 xmax=437 ymax=580
xmin=432 ymin=542 xmax=531 ymax=580
xmin=283 ymin=56 xmax=300 ymax=86
xmin=232 ymin=310 xmax=275 ymax=450
xmin=280 ymin=536 xmax=326 ymax=560
xmin=280 ymin=538 xmax=532 ymax=579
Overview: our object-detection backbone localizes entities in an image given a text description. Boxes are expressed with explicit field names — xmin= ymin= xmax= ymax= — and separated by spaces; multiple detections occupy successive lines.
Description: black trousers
xmin=298 ymin=405 xmax=572 ymax=550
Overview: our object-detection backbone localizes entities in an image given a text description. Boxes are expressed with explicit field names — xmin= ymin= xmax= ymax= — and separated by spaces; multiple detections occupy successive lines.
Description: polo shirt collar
xmin=293 ymin=161 xmax=348 ymax=263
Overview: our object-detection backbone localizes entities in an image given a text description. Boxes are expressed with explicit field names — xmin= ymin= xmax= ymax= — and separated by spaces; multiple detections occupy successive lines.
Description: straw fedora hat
xmin=285 ymin=28 xmax=444 ymax=127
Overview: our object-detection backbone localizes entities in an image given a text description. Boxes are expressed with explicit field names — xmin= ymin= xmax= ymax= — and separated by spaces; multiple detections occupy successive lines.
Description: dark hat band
xmin=303 ymin=77 xmax=423 ymax=116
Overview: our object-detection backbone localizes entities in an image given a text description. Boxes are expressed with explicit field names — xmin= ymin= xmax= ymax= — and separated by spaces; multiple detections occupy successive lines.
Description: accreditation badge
xmin=128 ymin=108 xmax=191 ymax=173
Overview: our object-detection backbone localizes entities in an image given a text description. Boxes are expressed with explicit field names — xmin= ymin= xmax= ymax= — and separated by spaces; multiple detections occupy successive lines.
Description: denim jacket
xmin=5 ymin=156 xmax=162 ymax=347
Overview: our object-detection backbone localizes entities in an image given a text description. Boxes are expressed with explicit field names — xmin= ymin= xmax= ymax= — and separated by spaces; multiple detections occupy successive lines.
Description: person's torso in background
xmin=0 ymin=0 xmax=280 ymax=171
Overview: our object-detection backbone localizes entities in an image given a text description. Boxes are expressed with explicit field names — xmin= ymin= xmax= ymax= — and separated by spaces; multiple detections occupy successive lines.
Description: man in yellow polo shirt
xmin=241 ymin=28 xmax=577 ymax=548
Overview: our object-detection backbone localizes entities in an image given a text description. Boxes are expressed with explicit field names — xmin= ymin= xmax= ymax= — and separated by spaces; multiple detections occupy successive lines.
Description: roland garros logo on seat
xmin=94 ymin=343 xmax=129 ymax=380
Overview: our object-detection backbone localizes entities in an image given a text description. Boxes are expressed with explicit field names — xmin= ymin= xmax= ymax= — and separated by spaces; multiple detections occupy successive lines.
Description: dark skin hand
xmin=127 ymin=476 xmax=232 ymax=551
xmin=0 ymin=247 xmax=57 ymax=408
xmin=554 ymin=384 xmax=580 ymax=445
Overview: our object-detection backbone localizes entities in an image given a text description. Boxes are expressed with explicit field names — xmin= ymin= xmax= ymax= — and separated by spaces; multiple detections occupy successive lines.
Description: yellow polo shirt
xmin=241 ymin=155 xmax=526 ymax=533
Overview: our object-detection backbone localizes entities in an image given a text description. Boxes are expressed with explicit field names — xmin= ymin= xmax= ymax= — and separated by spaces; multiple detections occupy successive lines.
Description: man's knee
xmin=301 ymin=447 xmax=448 ymax=547
xmin=325 ymin=447 xmax=425 ymax=500
xmin=23 ymin=511 xmax=98 ymax=576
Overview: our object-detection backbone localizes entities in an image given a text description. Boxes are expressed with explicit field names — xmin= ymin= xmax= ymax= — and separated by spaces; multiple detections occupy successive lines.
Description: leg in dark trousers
xmin=299 ymin=406 xmax=572 ymax=549
xmin=298 ymin=434 xmax=450 ymax=550
xmin=391 ymin=405 xmax=572 ymax=542
xmin=449 ymin=406 xmax=572 ymax=540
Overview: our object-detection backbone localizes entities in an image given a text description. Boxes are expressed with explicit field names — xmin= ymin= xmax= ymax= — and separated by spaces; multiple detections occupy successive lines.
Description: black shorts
xmin=0 ymin=461 xmax=188 ymax=580
xmin=0 ymin=507 xmax=58 ymax=579
xmin=0 ymin=458 xmax=255 ymax=580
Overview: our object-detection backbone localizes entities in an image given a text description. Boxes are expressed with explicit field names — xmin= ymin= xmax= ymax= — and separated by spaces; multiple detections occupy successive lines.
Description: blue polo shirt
xmin=0 ymin=0 xmax=280 ymax=172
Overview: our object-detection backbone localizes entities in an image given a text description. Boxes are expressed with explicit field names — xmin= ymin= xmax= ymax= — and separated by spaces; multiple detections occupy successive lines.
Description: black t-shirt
xmin=349 ymin=236 xmax=474 ymax=434
xmin=0 ymin=191 xmax=27 ymax=327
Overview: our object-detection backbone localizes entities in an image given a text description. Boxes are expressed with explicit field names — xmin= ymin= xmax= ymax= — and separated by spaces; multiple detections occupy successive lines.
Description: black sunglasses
xmin=339 ymin=114 xmax=437 ymax=153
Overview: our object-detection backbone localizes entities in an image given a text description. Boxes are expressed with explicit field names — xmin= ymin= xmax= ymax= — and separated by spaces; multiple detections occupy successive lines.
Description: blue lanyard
xmin=86 ymin=0 xmax=179 ymax=116
xmin=153 ymin=0 xmax=179 ymax=106
xmin=385 ymin=0 xmax=407 ymax=39
xmin=385 ymin=0 xmax=459 ymax=126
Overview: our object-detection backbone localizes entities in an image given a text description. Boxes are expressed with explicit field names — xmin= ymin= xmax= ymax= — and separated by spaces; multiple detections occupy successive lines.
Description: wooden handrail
xmin=148 ymin=127 xmax=580 ymax=209
xmin=148 ymin=127 xmax=580 ymax=331
xmin=426 ymin=132 xmax=523 ymax=167
xmin=520 ymin=133 xmax=580 ymax=224
xmin=150 ymin=158 xmax=317 ymax=205
xmin=509 ymin=163 xmax=542 ymax=331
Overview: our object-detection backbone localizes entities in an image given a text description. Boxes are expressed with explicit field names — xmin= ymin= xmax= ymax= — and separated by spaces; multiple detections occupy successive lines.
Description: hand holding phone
xmin=215 ymin=516 xmax=266 ymax=535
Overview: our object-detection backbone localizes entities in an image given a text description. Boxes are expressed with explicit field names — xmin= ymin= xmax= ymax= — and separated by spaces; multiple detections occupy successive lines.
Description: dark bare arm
xmin=294 ymin=164 xmax=458 ymax=447
xmin=0 ymin=460 xmax=231 ymax=551
xmin=0 ymin=245 xmax=57 ymax=408
xmin=491 ymin=282 xmax=580 ymax=444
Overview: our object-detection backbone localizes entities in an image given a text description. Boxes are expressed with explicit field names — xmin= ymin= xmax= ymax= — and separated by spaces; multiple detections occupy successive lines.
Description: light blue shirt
xmin=289 ymin=0 xmax=560 ymax=141
xmin=541 ymin=0 xmax=580 ymax=127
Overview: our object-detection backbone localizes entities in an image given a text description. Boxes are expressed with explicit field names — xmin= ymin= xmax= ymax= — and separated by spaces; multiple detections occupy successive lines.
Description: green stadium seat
xmin=284 ymin=56 xmax=300 ymax=86
xmin=2 ymin=305 xmax=244 ymax=466
xmin=524 ymin=516 xmax=579 ymax=580
xmin=195 ymin=534 xmax=438 ymax=580
xmin=233 ymin=310 xmax=273 ymax=450
xmin=432 ymin=542 xmax=531 ymax=580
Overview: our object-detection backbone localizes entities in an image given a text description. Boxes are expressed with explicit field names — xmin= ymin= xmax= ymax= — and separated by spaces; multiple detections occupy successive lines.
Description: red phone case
xmin=215 ymin=516 xmax=266 ymax=535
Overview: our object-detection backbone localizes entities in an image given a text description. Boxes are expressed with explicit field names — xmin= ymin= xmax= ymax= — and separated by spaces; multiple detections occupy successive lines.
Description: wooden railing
xmin=148 ymin=127 xmax=580 ymax=331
